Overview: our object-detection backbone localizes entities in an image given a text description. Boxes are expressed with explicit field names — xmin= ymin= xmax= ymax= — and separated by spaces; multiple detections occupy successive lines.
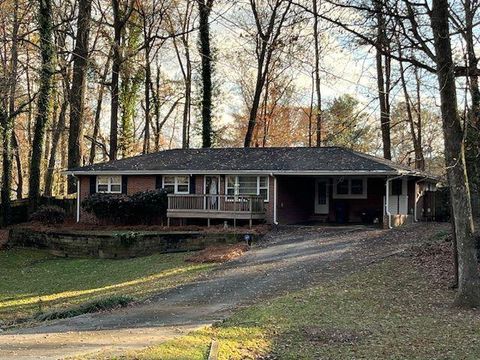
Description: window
xmin=333 ymin=178 xmax=367 ymax=199
xmin=351 ymin=179 xmax=364 ymax=195
xmin=97 ymin=176 xmax=122 ymax=193
xmin=337 ymin=180 xmax=349 ymax=195
xmin=225 ymin=175 xmax=269 ymax=202
xmin=163 ymin=175 xmax=190 ymax=194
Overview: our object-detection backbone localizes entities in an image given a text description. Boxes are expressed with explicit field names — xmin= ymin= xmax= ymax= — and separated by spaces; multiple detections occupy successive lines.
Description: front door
xmin=204 ymin=176 xmax=220 ymax=210
xmin=315 ymin=179 xmax=329 ymax=214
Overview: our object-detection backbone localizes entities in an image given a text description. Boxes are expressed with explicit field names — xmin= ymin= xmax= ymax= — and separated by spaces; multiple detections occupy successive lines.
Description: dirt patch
xmin=412 ymin=239 xmax=456 ymax=287
xmin=186 ymin=243 xmax=250 ymax=263
xmin=0 ymin=230 xmax=9 ymax=249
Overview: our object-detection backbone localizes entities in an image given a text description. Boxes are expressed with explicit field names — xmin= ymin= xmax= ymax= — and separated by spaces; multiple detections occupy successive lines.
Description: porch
xmin=276 ymin=176 xmax=386 ymax=225
xmin=167 ymin=194 xmax=266 ymax=227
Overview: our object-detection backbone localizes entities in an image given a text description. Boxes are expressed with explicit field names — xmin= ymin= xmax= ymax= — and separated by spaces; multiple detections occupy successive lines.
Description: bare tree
xmin=243 ymin=0 xmax=293 ymax=147
xmin=67 ymin=0 xmax=93 ymax=192
xmin=312 ymin=0 xmax=322 ymax=147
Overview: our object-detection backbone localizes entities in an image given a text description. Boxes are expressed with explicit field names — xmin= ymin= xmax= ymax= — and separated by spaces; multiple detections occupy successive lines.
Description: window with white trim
xmin=333 ymin=178 xmax=367 ymax=199
xmin=225 ymin=175 xmax=269 ymax=202
xmin=163 ymin=175 xmax=190 ymax=194
xmin=97 ymin=176 xmax=122 ymax=193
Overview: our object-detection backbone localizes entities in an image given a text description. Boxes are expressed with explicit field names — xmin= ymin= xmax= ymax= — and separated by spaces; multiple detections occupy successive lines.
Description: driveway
xmin=0 ymin=224 xmax=441 ymax=359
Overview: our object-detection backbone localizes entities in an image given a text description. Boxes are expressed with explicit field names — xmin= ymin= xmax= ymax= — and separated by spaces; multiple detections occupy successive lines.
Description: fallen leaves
xmin=186 ymin=244 xmax=250 ymax=263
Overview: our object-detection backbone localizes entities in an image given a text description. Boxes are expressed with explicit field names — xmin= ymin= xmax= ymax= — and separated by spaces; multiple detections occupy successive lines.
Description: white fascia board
xmin=66 ymin=169 xmax=402 ymax=176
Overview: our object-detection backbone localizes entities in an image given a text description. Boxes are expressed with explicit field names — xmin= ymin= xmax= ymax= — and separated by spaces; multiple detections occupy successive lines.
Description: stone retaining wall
xmin=8 ymin=228 xmax=254 ymax=259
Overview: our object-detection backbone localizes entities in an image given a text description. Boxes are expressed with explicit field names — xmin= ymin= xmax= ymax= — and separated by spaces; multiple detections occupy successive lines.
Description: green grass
xmin=114 ymin=257 xmax=480 ymax=360
xmin=0 ymin=249 xmax=215 ymax=325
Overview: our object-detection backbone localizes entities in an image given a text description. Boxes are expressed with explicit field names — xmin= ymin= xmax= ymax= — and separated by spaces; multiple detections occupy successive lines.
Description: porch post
xmin=385 ymin=177 xmax=391 ymax=229
xmin=273 ymin=175 xmax=278 ymax=225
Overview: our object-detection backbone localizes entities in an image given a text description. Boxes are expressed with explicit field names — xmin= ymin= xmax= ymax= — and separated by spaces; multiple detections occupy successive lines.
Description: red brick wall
xmin=126 ymin=176 xmax=156 ymax=195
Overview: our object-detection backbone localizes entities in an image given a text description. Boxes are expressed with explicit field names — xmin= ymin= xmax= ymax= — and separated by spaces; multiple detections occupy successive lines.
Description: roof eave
xmin=65 ymin=169 xmax=403 ymax=176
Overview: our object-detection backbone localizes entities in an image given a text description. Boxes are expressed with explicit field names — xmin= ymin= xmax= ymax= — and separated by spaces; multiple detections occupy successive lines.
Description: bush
xmin=30 ymin=205 xmax=66 ymax=225
xmin=81 ymin=189 xmax=167 ymax=224
xmin=130 ymin=189 xmax=168 ymax=223
xmin=81 ymin=193 xmax=132 ymax=223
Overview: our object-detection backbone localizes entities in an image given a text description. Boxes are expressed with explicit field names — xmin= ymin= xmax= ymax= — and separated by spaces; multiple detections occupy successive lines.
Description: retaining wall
xmin=8 ymin=228 xmax=253 ymax=259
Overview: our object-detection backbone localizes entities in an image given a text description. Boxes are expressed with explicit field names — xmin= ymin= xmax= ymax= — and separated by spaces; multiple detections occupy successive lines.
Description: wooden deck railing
xmin=167 ymin=194 xmax=265 ymax=215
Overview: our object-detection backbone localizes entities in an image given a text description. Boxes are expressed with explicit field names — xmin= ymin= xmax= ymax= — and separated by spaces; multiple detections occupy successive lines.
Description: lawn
xmin=0 ymin=248 xmax=216 ymax=325
xmin=114 ymin=242 xmax=480 ymax=360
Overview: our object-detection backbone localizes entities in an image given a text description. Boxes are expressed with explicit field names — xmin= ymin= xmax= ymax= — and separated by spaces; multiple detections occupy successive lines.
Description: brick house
xmin=67 ymin=147 xmax=438 ymax=228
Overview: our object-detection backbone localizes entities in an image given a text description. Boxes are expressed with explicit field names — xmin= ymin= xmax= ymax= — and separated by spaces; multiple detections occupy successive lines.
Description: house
xmin=67 ymin=147 xmax=438 ymax=228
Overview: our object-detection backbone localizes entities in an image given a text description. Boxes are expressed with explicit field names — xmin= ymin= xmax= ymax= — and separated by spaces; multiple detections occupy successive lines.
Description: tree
xmin=110 ymin=0 xmax=134 ymax=160
xmin=1 ymin=0 xmax=20 ymax=225
xmin=29 ymin=0 xmax=55 ymax=212
xmin=431 ymin=0 xmax=480 ymax=307
xmin=323 ymin=95 xmax=373 ymax=153
xmin=312 ymin=0 xmax=322 ymax=147
xmin=67 ymin=0 xmax=93 ymax=193
xmin=168 ymin=0 xmax=195 ymax=149
xmin=198 ymin=0 xmax=214 ymax=148
xmin=243 ymin=0 xmax=293 ymax=147
xmin=374 ymin=0 xmax=392 ymax=160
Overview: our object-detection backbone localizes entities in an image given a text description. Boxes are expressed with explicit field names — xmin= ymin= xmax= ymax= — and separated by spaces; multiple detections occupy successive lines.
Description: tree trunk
xmin=374 ymin=0 xmax=391 ymax=160
xmin=68 ymin=0 xmax=92 ymax=192
xmin=143 ymin=43 xmax=152 ymax=154
xmin=45 ymin=97 xmax=68 ymax=196
xmin=464 ymin=0 xmax=480 ymax=218
xmin=110 ymin=0 xmax=122 ymax=160
xmin=431 ymin=0 xmax=480 ymax=307
xmin=29 ymin=0 xmax=55 ymax=212
xmin=198 ymin=0 xmax=214 ymax=148
xmin=1 ymin=0 xmax=19 ymax=225
xmin=313 ymin=0 xmax=322 ymax=147
xmin=90 ymin=54 xmax=111 ymax=164
xmin=398 ymin=51 xmax=425 ymax=170
xmin=12 ymin=132 xmax=23 ymax=199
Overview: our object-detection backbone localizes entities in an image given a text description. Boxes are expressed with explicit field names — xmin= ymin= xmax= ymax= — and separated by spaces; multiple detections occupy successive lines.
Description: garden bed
xmin=7 ymin=226 xmax=263 ymax=259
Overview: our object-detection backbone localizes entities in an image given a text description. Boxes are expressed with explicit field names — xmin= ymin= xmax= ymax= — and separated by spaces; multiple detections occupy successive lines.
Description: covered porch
xmin=276 ymin=176 xmax=386 ymax=225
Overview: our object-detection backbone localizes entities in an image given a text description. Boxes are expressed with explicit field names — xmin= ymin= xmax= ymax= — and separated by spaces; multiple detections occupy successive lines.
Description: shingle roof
xmin=68 ymin=147 xmax=431 ymax=177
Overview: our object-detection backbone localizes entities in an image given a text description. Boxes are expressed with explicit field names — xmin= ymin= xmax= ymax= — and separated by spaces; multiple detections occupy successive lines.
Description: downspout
xmin=75 ymin=175 xmax=80 ymax=223
xmin=385 ymin=174 xmax=405 ymax=229
xmin=272 ymin=174 xmax=278 ymax=225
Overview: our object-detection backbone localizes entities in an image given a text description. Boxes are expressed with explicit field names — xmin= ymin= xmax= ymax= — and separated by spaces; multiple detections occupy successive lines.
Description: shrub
xmin=30 ymin=205 xmax=66 ymax=225
xmin=113 ymin=232 xmax=140 ymax=247
xmin=81 ymin=193 xmax=133 ymax=223
xmin=130 ymin=189 xmax=168 ymax=223
xmin=81 ymin=189 xmax=167 ymax=224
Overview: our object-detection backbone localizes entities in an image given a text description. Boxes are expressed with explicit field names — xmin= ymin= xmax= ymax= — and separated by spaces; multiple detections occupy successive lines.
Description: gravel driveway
xmin=0 ymin=223 xmax=444 ymax=359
